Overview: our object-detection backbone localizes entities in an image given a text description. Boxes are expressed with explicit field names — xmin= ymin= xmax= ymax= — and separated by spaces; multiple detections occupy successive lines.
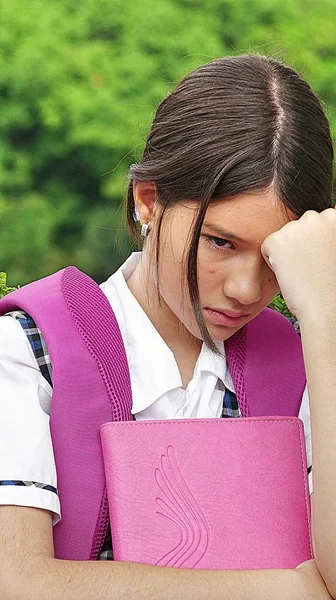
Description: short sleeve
xmin=298 ymin=384 xmax=313 ymax=495
xmin=0 ymin=315 xmax=60 ymax=524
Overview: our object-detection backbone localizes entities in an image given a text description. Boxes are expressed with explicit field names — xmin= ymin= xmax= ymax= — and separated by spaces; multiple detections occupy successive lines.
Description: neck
xmin=127 ymin=252 xmax=202 ymax=362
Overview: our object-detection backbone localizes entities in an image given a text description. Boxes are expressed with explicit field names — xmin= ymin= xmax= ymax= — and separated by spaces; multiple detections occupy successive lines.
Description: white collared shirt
xmin=100 ymin=253 xmax=235 ymax=421
xmin=0 ymin=253 xmax=312 ymax=523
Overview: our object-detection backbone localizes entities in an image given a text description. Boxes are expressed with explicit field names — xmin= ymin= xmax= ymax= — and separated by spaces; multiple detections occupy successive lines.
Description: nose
xmin=223 ymin=257 xmax=263 ymax=306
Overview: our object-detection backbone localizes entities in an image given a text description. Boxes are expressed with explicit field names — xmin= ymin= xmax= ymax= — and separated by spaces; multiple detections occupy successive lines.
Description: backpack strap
xmin=226 ymin=308 xmax=306 ymax=417
xmin=0 ymin=267 xmax=133 ymax=560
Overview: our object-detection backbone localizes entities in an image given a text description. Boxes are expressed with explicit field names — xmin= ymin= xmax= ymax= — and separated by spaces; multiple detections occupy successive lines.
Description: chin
xmin=188 ymin=323 xmax=241 ymax=344
xmin=211 ymin=329 xmax=241 ymax=343
xmin=208 ymin=318 xmax=253 ymax=342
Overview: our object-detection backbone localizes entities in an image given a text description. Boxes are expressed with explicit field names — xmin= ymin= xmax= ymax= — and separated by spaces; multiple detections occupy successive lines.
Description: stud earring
xmin=140 ymin=223 xmax=150 ymax=238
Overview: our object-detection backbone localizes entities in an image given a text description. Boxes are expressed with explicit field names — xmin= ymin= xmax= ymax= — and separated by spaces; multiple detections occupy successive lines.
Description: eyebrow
xmin=202 ymin=223 xmax=246 ymax=243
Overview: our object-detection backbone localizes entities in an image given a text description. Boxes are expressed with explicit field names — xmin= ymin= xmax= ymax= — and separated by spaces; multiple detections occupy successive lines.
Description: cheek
xmin=262 ymin=273 xmax=280 ymax=299
xmin=198 ymin=265 xmax=223 ymax=293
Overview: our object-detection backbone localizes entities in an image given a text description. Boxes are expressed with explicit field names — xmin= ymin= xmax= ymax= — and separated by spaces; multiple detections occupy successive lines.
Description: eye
xmin=204 ymin=235 xmax=234 ymax=251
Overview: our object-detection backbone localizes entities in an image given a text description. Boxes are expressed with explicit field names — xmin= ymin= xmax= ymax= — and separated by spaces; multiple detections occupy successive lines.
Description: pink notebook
xmin=100 ymin=417 xmax=312 ymax=569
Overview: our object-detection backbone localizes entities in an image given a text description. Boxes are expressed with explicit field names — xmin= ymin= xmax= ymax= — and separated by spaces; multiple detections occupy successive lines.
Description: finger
xmin=260 ymin=239 xmax=275 ymax=272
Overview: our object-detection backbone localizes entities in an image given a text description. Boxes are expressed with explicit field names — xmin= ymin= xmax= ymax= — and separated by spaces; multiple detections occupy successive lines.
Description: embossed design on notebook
xmin=155 ymin=445 xmax=210 ymax=568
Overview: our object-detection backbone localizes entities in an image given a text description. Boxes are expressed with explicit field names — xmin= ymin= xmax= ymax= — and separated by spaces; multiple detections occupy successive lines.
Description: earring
xmin=140 ymin=223 xmax=150 ymax=238
xmin=133 ymin=206 xmax=140 ymax=222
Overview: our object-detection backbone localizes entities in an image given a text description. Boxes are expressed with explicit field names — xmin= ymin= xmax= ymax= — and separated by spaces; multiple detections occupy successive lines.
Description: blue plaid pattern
xmin=222 ymin=388 xmax=241 ymax=418
xmin=5 ymin=310 xmax=52 ymax=387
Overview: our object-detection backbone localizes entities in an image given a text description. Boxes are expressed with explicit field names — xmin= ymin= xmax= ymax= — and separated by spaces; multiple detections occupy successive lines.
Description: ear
xmin=133 ymin=181 xmax=157 ymax=224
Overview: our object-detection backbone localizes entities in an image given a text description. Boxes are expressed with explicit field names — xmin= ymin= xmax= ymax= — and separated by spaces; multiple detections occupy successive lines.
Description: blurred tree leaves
xmin=0 ymin=272 xmax=16 ymax=298
xmin=269 ymin=293 xmax=296 ymax=320
xmin=0 ymin=0 xmax=335 ymax=285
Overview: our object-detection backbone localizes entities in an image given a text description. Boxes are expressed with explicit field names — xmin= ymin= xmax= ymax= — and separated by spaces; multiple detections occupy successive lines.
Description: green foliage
xmin=269 ymin=294 xmax=296 ymax=320
xmin=0 ymin=272 xmax=17 ymax=298
xmin=0 ymin=0 xmax=335 ymax=284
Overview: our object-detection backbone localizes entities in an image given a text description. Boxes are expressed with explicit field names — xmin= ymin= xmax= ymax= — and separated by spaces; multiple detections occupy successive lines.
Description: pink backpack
xmin=0 ymin=266 xmax=306 ymax=560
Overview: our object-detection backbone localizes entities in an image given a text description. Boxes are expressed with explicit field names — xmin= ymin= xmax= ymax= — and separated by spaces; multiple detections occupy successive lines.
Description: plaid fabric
xmin=221 ymin=388 xmax=241 ymax=418
xmin=5 ymin=310 xmax=52 ymax=387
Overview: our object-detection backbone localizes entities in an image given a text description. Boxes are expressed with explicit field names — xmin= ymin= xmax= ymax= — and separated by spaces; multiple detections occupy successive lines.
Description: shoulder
xmin=0 ymin=266 xmax=99 ymax=314
xmin=247 ymin=307 xmax=301 ymax=343
xmin=227 ymin=308 xmax=304 ymax=382
xmin=0 ymin=312 xmax=32 ymax=339
xmin=232 ymin=309 xmax=305 ymax=417
xmin=249 ymin=306 xmax=295 ymax=327
xmin=0 ymin=269 xmax=65 ymax=313
xmin=245 ymin=307 xmax=303 ymax=367
xmin=0 ymin=313 xmax=40 ymax=376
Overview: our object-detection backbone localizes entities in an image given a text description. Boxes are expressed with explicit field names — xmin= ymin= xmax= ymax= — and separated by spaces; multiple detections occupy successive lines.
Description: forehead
xmin=203 ymin=190 xmax=297 ymax=246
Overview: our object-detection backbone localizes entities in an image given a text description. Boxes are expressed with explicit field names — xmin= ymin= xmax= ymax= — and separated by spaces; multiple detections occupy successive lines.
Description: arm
xmin=261 ymin=208 xmax=336 ymax=599
xmin=1 ymin=506 xmax=331 ymax=600
xmin=299 ymin=314 xmax=336 ymax=597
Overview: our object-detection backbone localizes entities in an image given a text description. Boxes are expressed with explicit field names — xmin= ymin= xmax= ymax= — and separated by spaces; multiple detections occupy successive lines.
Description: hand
xmin=296 ymin=559 xmax=333 ymax=599
xmin=261 ymin=209 xmax=336 ymax=322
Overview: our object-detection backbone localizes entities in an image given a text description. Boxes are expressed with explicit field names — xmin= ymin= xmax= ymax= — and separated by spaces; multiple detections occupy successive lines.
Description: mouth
xmin=204 ymin=307 xmax=250 ymax=328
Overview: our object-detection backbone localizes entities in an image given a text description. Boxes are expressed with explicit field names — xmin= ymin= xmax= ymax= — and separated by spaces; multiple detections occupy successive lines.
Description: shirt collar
xmin=101 ymin=252 xmax=234 ymax=414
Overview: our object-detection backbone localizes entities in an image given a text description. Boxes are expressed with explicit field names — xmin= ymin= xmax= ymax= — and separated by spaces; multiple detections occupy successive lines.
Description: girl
xmin=0 ymin=54 xmax=335 ymax=599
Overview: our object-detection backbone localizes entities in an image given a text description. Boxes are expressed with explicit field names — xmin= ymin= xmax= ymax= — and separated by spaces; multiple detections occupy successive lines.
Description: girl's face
xmin=154 ymin=189 xmax=297 ymax=342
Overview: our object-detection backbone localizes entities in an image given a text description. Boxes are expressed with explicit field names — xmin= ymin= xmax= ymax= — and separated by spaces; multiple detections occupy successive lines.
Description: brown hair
xmin=126 ymin=54 xmax=334 ymax=350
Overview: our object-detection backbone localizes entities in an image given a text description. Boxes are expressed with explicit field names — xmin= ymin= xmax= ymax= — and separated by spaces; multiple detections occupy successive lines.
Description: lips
xmin=204 ymin=307 xmax=249 ymax=327
xmin=217 ymin=308 xmax=248 ymax=319
xmin=211 ymin=308 xmax=249 ymax=319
